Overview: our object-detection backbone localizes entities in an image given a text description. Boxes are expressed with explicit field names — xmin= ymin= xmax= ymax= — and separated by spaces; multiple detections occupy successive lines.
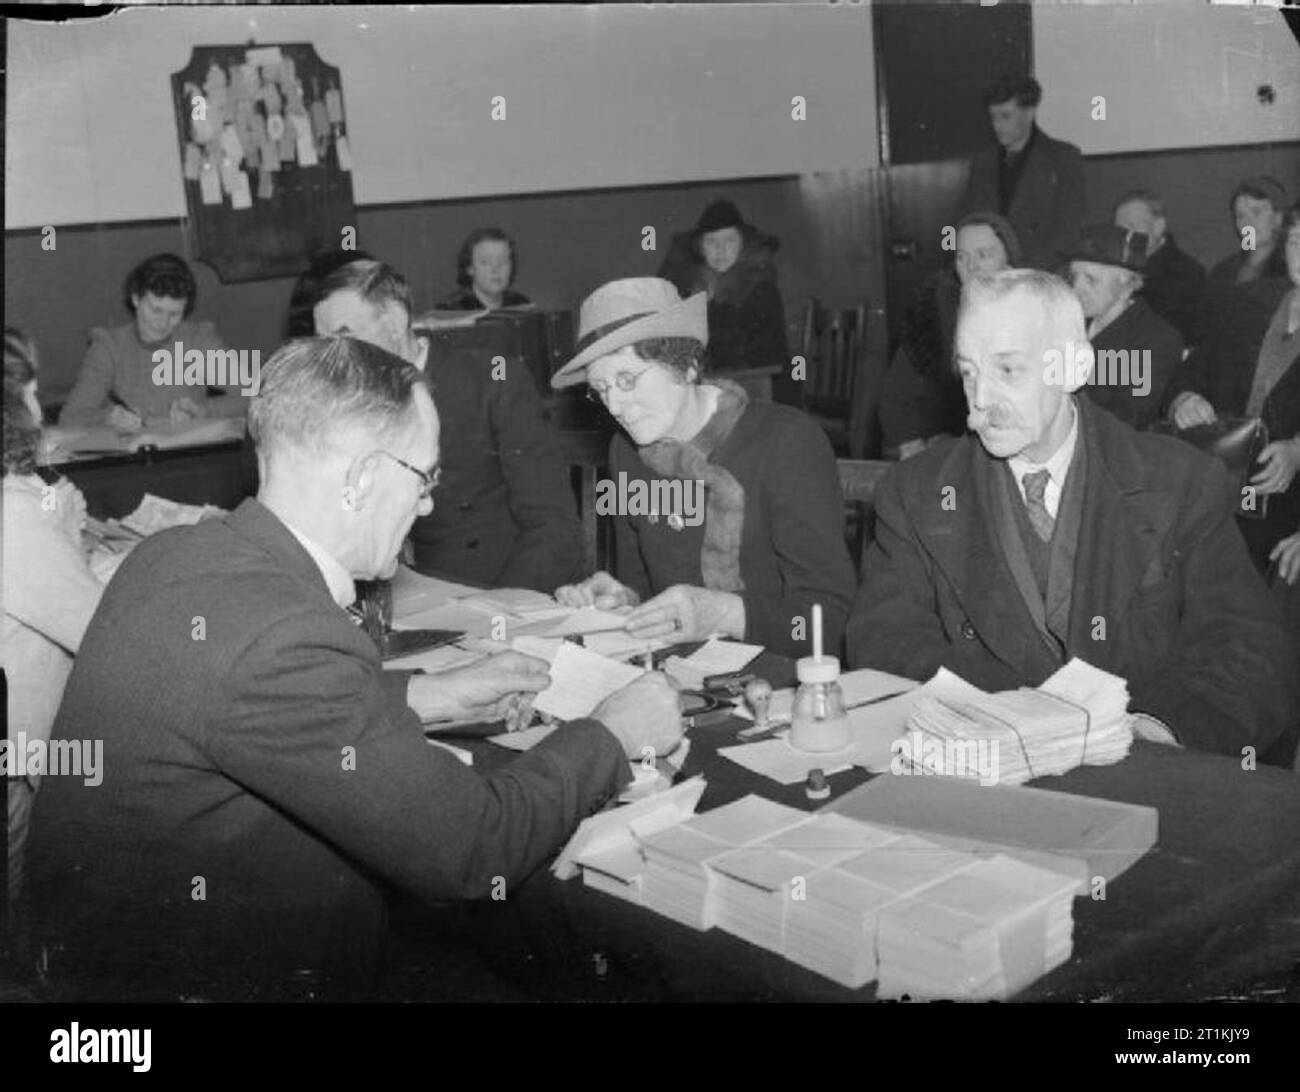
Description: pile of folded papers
xmin=574 ymin=793 xmax=1086 ymax=998
xmin=900 ymin=659 xmax=1132 ymax=785
xmin=874 ymin=855 xmax=1079 ymax=1000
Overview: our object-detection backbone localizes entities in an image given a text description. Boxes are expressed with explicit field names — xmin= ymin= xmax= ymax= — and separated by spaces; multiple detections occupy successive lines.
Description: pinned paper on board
xmin=171 ymin=42 xmax=356 ymax=280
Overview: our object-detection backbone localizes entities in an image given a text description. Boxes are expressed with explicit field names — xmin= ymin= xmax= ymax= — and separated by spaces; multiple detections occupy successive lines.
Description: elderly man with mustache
xmin=846 ymin=269 xmax=1297 ymax=767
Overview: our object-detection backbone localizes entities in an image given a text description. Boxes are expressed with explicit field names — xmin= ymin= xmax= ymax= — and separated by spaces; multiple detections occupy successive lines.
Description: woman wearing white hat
xmin=552 ymin=278 xmax=855 ymax=659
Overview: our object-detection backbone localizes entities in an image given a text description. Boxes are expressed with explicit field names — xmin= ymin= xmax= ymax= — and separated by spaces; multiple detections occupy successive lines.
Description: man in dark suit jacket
xmin=956 ymin=74 xmax=1085 ymax=272
xmin=315 ymin=260 xmax=583 ymax=592
xmin=27 ymin=336 xmax=681 ymax=1000
xmin=847 ymin=270 xmax=1297 ymax=767
xmin=1113 ymin=190 xmax=1206 ymax=347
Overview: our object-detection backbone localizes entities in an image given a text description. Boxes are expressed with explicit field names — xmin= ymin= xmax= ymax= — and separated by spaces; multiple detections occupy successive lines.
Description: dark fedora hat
xmin=1065 ymin=224 xmax=1149 ymax=273
xmin=694 ymin=199 xmax=747 ymax=236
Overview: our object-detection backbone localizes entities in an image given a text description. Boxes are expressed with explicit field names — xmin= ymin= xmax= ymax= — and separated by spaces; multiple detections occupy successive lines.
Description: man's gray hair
xmin=317 ymin=259 xmax=414 ymax=321
xmin=1114 ymin=188 xmax=1165 ymax=220
xmin=248 ymin=336 xmax=424 ymax=460
xmin=959 ymin=268 xmax=1087 ymax=346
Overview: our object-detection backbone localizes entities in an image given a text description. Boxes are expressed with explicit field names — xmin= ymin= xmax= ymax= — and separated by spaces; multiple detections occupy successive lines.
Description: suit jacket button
xmin=960 ymin=620 xmax=976 ymax=640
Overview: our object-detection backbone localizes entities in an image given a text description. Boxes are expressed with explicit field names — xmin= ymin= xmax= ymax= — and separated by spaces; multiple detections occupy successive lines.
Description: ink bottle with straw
xmin=789 ymin=603 xmax=850 ymax=754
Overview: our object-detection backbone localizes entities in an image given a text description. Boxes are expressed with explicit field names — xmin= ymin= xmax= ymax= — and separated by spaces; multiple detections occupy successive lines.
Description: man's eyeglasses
xmin=586 ymin=368 xmax=650 ymax=404
xmin=376 ymin=451 xmax=440 ymax=499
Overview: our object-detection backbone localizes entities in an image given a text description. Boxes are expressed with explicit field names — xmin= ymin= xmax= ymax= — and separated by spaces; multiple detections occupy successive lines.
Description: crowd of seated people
xmin=7 ymin=74 xmax=1299 ymax=1001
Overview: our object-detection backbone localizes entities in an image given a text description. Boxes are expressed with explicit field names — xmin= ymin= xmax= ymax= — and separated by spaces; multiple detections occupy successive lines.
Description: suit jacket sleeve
xmin=846 ymin=465 xmax=952 ymax=679
xmin=206 ymin=616 xmax=630 ymax=902
xmin=489 ymin=370 xmax=584 ymax=591
xmin=743 ymin=418 xmax=856 ymax=658
xmin=1137 ymin=322 xmax=1185 ymax=430
xmin=1039 ymin=142 xmax=1085 ymax=265
xmin=58 ymin=329 xmax=118 ymax=426
xmin=1126 ymin=460 xmax=1298 ymax=757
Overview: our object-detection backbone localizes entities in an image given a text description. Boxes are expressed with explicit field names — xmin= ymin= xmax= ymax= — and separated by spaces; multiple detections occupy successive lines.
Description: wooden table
xmin=45 ymin=439 xmax=250 ymax=521
xmin=386 ymin=649 xmax=1300 ymax=1003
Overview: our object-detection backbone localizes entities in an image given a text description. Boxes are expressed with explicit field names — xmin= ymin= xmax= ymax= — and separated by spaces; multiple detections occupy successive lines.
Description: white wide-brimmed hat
xmin=551 ymin=278 xmax=708 ymax=390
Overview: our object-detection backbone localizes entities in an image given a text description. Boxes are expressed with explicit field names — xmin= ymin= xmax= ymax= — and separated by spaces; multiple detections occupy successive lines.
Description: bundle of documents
xmin=565 ymin=791 xmax=1085 ymax=997
xmin=900 ymin=659 xmax=1132 ymax=785
xmin=874 ymin=855 xmax=1079 ymax=1000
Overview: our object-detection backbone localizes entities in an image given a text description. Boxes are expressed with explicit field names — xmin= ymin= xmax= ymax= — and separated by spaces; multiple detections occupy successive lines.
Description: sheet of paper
xmin=553 ymin=775 xmax=707 ymax=880
xmin=388 ymin=566 xmax=483 ymax=620
xmin=717 ymin=736 xmax=856 ymax=786
xmin=680 ymin=638 xmax=764 ymax=676
xmin=532 ymin=642 xmax=644 ymax=721
xmin=544 ymin=607 xmax=634 ymax=637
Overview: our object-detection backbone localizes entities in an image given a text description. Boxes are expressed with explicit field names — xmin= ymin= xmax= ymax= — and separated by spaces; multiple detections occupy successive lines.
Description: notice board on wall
xmin=171 ymin=42 xmax=356 ymax=282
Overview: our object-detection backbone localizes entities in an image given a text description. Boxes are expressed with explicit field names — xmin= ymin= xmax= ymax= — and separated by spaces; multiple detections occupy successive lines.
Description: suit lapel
xmin=914 ymin=442 xmax=1054 ymax=674
xmin=1066 ymin=401 xmax=1172 ymax=657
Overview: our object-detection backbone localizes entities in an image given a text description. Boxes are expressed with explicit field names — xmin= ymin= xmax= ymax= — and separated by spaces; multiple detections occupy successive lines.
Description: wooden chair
xmin=800 ymin=299 xmax=871 ymax=457
xmin=836 ymin=458 xmax=892 ymax=576
xmin=560 ymin=428 xmax=614 ymax=576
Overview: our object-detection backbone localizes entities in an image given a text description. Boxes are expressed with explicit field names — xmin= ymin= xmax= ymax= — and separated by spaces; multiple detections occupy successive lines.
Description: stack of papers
xmin=874 ymin=855 xmax=1079 ymax=1000
xmin=900 ymin=660 xmax=1131 ymax=785
xmin=566 ymin=791 xmax=1087 ymax=996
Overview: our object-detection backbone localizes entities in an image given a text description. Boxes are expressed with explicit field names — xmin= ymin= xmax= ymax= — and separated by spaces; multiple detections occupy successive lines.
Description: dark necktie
xmin=1021 ymin=469 xmax=1054 ymax=542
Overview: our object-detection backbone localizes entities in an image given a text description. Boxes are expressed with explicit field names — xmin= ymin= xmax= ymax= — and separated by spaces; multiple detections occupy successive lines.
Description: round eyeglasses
xmin=586 ymin=368 xmax=651 ymax=405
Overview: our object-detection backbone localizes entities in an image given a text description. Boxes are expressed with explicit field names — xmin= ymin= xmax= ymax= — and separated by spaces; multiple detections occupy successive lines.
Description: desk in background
xmin=385 ymin=648 xmax=1300 ymax=1002
xmin=45 ymin=439 xmax=249 ymax=521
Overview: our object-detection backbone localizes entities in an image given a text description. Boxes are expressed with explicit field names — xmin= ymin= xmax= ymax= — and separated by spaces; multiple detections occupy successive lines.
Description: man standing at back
xmin=314 ymin=260 xmax=583 ymax=592
xmin=957 ymin=74 xmax=1084 ymax=272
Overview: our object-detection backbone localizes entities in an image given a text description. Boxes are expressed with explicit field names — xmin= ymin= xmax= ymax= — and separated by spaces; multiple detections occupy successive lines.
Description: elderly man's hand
xmin=592 ymin=672 xmax=683 ymax=759
xmin=624 ymin=585 xmax=745 ymax=644
xmin=1270 ymin=529 xmax=1300 ymax=586
xmin=408 ymin=650 xmax=551 ymax=726
xmin=1251 ymin=437 xmax=1300 ymax=496
xmin=555 ymin=570 xmax=640 ymax=611
xmin=1169 ymin=391 xmax=1217 ymax=430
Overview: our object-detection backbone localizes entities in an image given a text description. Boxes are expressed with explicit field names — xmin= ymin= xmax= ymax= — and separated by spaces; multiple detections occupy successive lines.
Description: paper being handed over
xmin=531 ymin=641 xmax=646 ymax=722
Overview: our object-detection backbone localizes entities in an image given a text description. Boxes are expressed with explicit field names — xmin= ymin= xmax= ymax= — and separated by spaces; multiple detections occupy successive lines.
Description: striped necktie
xmin=1021 ymin=469 xmax=1055 ymax=542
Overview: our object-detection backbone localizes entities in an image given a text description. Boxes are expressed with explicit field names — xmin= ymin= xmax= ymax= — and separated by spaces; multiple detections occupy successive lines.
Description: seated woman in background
xmin=437 ymin=228 xmax=532 ymax=311
xmin=551 ymin=278 xmax=855 ymax=659
xmin=879 ymin=211 xmax=1021 ymax=458
xmin=1165 ymin=200 xmax=1300 ymax=575
xmin=58 ymin=253 xmax=246 ymax=429
xmin=4 ymin=328 xmax=105 ymax=916
xmin=657 ymin=199 xmax=789 ymax=386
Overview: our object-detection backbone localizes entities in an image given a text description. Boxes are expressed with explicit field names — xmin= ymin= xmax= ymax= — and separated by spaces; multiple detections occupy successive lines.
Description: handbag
xmin=1154 ymin=416 xmax=1270 ymax=520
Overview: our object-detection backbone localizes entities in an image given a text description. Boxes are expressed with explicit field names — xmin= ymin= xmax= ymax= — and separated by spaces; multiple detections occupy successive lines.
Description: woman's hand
xmin=1169 ymin=391 xmax=1217 ymax=430
xmin=107 ymin=404 xmax=143 ymax=434
xmin=1269 ymin=528 xmax=1300 ymax=586
xmin=624 ymin=585 xmax=745 ymax=643
xmin=169 ymin=396 xmax=207 ymax=423
xmin=555 ymin=571 xmax=640 ymax=611
xmin=1251 ymin=437 xmax=1300 ymax=496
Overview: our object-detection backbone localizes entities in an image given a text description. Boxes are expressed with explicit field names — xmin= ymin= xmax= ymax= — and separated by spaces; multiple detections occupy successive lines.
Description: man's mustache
xmin=968 ymin=403 xmax=1017 ymax=431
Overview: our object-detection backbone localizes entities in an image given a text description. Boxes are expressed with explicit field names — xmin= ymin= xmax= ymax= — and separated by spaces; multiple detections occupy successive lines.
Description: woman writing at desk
xmin=58 ymin=253 xmax=247 ymax=430
xmin=551 ymin=278 xmax=855 ymax=659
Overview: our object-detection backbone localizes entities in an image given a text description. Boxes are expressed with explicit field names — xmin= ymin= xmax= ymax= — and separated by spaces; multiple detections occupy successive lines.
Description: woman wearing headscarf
xmin=879 ymin=211 xmax=1022 ymax=458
